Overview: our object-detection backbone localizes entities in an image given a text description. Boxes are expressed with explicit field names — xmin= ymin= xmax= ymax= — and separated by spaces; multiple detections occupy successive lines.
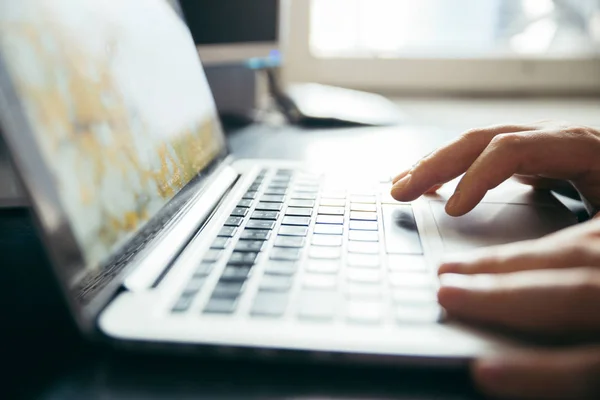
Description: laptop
xmin=0 ymin=0 xmax=577 ymax=364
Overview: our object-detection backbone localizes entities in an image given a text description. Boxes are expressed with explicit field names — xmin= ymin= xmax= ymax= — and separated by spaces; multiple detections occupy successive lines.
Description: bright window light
xmin=310 ymin=0 xmax=600 ymax=58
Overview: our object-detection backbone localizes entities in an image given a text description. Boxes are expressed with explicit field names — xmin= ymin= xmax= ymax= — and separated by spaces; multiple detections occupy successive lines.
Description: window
xmin=282 ymin=0 xmax=600 ymax=94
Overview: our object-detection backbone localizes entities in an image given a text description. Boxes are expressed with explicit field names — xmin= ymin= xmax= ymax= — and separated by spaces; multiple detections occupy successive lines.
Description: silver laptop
xmin=0 ymin=0 xmax=577 ymax=364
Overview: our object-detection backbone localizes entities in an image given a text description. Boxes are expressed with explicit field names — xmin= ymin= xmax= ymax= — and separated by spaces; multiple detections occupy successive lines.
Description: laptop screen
xmin=0 ymin=0 xmax=226 ymax=311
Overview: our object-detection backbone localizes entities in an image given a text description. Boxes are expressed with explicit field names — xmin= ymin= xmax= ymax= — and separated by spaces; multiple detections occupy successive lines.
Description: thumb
xmin=473 ymin=346 xmax=600 ymax=399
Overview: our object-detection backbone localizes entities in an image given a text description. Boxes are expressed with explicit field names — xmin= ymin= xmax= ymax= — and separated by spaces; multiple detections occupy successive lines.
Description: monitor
xmin=0 ymin=0 xmax=227 ymax=317
xmin=179 ymin=0 xmax=280 ymax=64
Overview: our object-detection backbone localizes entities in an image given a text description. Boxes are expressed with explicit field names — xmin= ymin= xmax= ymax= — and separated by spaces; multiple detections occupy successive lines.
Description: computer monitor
xmin=179 ymin=0 xmax=280 ymax=64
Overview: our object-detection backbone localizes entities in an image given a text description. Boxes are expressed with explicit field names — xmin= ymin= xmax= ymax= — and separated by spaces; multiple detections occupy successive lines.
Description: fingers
xmin=424 ymin=184 xmax=444 ymax=194
xmin=473 ymin=346 xmax=600 ymax=399
xmin=392 ymin=169 xmax=410 ymax=185
xmin=438 ymin=220 xmax=600 ymax=275
xmin=447 ymin=133 xmax=532 ymax=216
xmin=438 ymin=268 xmax=600 ymax=335
xmin=390 ymin=124 xmax=538 ymax=202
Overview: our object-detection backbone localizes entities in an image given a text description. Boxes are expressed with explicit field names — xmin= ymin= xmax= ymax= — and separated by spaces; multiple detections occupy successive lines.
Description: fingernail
xmin=446 ymin=190 xmax=461 ymax=213
xmin=391 ymin=174 xmax=412 ymax=195
xmin=441 ymin=274 xmax=498 ymax=294
xmin=392 ymin=169 xmax=411 ymax=184
xmin=437 ymin=261 xmax=463 ymax=275
xmin=438 ymin=273 xmax=474 ymax=290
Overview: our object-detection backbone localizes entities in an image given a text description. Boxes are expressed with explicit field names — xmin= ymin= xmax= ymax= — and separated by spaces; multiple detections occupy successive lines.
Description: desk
xmin=4 ymin=96 xmax=600 ymax=399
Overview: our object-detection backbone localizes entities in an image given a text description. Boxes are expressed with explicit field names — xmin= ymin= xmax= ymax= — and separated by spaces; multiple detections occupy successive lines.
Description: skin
xmin=390 ymin=121 xmax=600 ymax=399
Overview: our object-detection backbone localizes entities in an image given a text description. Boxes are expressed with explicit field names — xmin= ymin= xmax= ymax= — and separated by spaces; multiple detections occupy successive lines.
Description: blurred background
xmin=168 ymin=0 xmax=600 ymax=174
xmin=175 ymin=0 xmax=600 ymax=125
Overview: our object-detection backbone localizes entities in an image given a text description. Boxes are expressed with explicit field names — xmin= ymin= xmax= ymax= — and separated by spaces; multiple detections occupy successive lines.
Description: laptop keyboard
xmin=171 ymin=168 xmax=440 ymax=325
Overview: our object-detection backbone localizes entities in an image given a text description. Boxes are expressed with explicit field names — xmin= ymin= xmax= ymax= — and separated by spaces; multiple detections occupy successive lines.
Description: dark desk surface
xmin=2 ymin=124 xmax=483 ymax=400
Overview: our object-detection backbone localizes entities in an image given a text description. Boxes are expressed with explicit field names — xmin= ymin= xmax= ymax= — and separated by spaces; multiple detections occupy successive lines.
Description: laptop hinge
xmin=122 ymin=165 xmax=238 ymax=292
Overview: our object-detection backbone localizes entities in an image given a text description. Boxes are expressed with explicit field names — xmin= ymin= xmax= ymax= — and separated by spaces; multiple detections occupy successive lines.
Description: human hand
xmin=390 ymin=121 xmax=600 ymax=216
xmin=438 ymin=218 xmax=600 ymax=399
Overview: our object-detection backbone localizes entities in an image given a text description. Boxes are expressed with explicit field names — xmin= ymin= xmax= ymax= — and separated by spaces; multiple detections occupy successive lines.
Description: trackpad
xmin=430 ymin=201 xmax=577 ymax=253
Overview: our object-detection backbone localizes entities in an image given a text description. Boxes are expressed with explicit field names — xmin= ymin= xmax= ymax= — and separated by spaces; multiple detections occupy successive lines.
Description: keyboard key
xmin=288 ymin=199 xmax=315 ymax=208
xmin=182 ymin=276 xmax=207 ymax=295
xmin=274 ymin=236 xmax=306 ymax=248
xmin=349 ymin=221 xmax=378 ymax=231
xmin=204 ymin=298 xmax=238 ymax=314
xmin=264 ymin=261 xmax=298 ymax=276
xmin=271 ymin=176 xmax=291 ymax=183
xmin=248 ymin=183 xmax=262 ymax=191
xmin=303 ymin=274 xmax=337 ymax=290
xmin=255 ymin=202 xmax=283 ymax=211
xmin=320 ymin=192 xmax=346 ymax=199
xmin=294 ymin=186 xmax=320 ymax=194
xmin=237 ymin=199 xmax=253 ymax=208
xmin=311 ymin=235 xmax=343 ymax=247
xmin=264 ymin=187 xmax=287 ymax=195
xmin=251 ymin=211 xmax=280 ymax=220
xmin=194 ymin=262 xmax=214 ymax=277
xmin=270 ymin=247 xmax=302 ymax=261
xmin=395 ymin=306 xmax=440 ymax=324
xmin=344 ymin=284 xmax=383 ymax=300
xmin=246 ymin=220 xmax=276 ymax=230
xmin=313 ymin=224 xmax=343 ymax=235
xmin=346 ymin=254 xmax=380 ymax=268
xmin=278 ymin=226 xmax=309 ymax=236
xmin=389 ymin=272 xmax=432 ymax=289
xmin=350 ymin=195 xmax=377 ymax=204
xmin=221 ymin=266 xmax=252 ymax=281
xmin=316 ymin=215 xmax=344 ymax=225
xmin=261 ymin=194 xmax=286 ymax=203
xmin=297 ymin=291 xmax=337 ymax=321
xmin=172 ymin=294 xmax=195 ymax=313
xmin=346 ymin=268 xmax=381 ymax=284
xmin=309 ymin=246 xmax=341 ymax=259
xmin=235 ymin=240 xmax=265 ymax=252
xmin=388 ymin=255 xmax=428 ymax=272
xmin=202 ymin=249 xmax=223 ymax=263
xmin=230 ymin=207 xmax=249 ymax=217
xmin=259 ymin=275 xmax=293 ymax=292
xmin=285 ymin=207 xmax=313 ymax=217
xmin=240 ymin=229 xmax=271 ymax=241
xmin=347 ymin=241 xmax=380 ymax=254
xmin=251 ymin=292 xmax=289 ymax=317
xmin=218 ymin=226 xmax=237 ymax=237
xmin=305 ymin=260 xmax=340 ymax=274
xmin=211 ymin=237 xmax=231 ymax=250
xmin=318 ymin=206 xmax=345 ymax=216
xmin=349 ymin=188 xmax=376 ymax=196
xmin=212 ymin=281 xmax=245 ymax=299
xmin=345 ymin=301 xmax=383 ymax=324
xmin=268 ymin=181 xmax=289 ymax=188
xmin=348 ymin=231 xmax=379 ymax=242
xmin=228 ymin=252 xmax=259 ymax=265
xmin=350 ymin=203 xmax=377 ymax=212
xmin=350 ymin=212 xmax=377 ymax=221
xmin=242 ymin=191 xmax=258 ymax=200
xmin=392 ymin=290 xmax=437 ymax=304
xmin=291 ymin=193 xmax=317 ymax=200
xmin=382 ymin=205 xmax=423 ymax=255
xmin=320 ymin=199 xmax=346 ymax=207
xmin=276 ymin=168 xmax=294 ymax=176
xmin=224 ymin=216 xmax=244 ymax=227
xmin=282 ymin=216 xmax=311 ymax=226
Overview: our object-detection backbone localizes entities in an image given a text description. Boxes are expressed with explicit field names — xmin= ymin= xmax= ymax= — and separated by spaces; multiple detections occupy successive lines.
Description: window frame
xmin=281 ymin=0 xmax=600 ymax=94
